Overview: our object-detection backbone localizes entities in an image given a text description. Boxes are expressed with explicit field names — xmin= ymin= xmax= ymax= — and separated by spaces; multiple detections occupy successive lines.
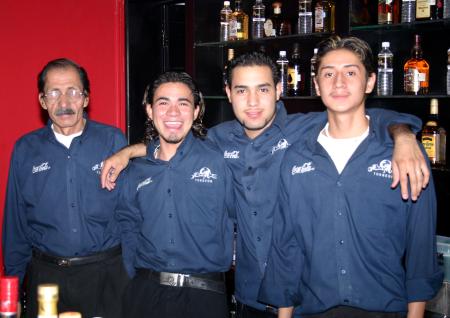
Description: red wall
xmin=0 ymin=0 xmax=126 ymax=271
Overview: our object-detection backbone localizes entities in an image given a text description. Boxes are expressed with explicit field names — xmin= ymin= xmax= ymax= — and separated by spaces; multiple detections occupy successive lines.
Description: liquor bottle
xmin=401 ymin=0 xmax=416 ymax=22
xmin=232 ymin=0 xmax=249 ymax=40
xmin=378 ymin=0 xmax=394 ymax=24
xmin=58 ymin=313 xmax=81 ymax=318
xmin=276 ymin=51 xmax=289 ymax=97
xmin=0 ymin=276 xmax=19 ymax=318
xmin=421 ymin=99 xmax=446 ymax=166
xmin=430 ymin=0 xmax=444 ymax=19
xmin=288 ymin=44 xmax=304 ymax=96
xmin=297 ymin=0 xmax=313 ymax=34
xmin=223 ymin=48 xmax=235 ymax=88
xmin=38 ymin=284 xmax=59 ymax=318
xmin=315 ymin=0 xmax=335 ymax=32
xmin=445 ymin=0 xmax=450 ymax=18
xmin=252 ymin=0 xmax=265 ymax=39
xmin=229 ymin=4 xmax=238 ymax=41
xmin=220 ymin=1 xmax=233 ymax=41
xmin=265 ymin=2 xmax=291 ymax=37
xmin=310 ymin=48 xmax=318 ymax=96
xmin=377 ymin=42 xmax=394 ymax=96
xmin=416 ymin=0 xmax=431 ymax=19
xmin=447 ymin=48 xmax=450 ymax=95
xmin=404 ymin=34 xmax=429 ymax=95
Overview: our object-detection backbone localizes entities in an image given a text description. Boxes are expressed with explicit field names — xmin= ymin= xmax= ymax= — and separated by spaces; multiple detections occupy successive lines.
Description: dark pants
xmin=25 ymin=251 xmax=129 ymax=318
xmin=236 ymin=301 xmax=277 ymax=318
xmin=123 ymin=272 xmax=229 ymax=318
xmin=302 ymin=306 xmax=406 ymax=318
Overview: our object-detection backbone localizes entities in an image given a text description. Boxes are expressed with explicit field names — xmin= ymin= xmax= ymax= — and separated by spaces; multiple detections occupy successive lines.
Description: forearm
xmin=125 ymin=143 xmax=147 ymax=158
xmin=407 ymin=301 xmax=425 ymax=318
xmin=278 ymin=307 xmax=293 ymax=318
xmin=389 ymin=123 xmax=416 ymax=141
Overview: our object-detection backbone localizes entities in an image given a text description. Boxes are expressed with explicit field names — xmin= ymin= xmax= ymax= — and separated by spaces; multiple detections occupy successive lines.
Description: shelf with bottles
xmin=350 ymin=17 xmax=450 ymax=31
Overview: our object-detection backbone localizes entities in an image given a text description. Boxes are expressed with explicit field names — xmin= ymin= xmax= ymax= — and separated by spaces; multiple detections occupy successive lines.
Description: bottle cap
xmin=382 ymin=42 xmax=390 ymax=48
xmin=0 ymin=276 xmax=19 ymax=313
xmin=272 ymin=2 xmax=282 ymax=8
xmin=313 ymin=48 xmax=318 ymax=54
xmin=224 ymin=1 xmax=230 ymax=6
xmin=38 ymin=284 xmax=59 ymax=301
xmin=280 ymin=51 xmax=286 ymax=57
xmin=59 ymin=312 xmax=82 ymax=318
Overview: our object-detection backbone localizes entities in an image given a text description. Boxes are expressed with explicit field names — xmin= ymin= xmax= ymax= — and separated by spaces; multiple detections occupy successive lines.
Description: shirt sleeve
xmin=2 ymin=145 xmax=32 ymax=284
xmin=366 ymin=108 xmax=422 ymax=143
xmin=404 ymin=163 xmax=443 ymax=301
xmin=116 ymin=168 xmax=142 ymax=278
xmin=258 ymin=163 xmax=304 ymax=308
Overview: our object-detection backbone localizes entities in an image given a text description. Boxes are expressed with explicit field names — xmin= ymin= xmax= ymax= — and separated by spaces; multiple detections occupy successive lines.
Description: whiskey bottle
xmin=404 ymin=34 xmax=429 ymax=95
xmin=430 ymin=0 xmax=444 ymax=19
xmin=288 ymin=43 xmax=304 ymax=96
xmin=421 ymin=99 xmax=446 ymax=166
xmin=0 ymin=276 xmax=19 ymax=318
xmin=378 ymin=0 xmax=394 ymax=24
xmin=416 ymin=0 xmax=431 ymax=19
xmin=232 ymin=0 xmax=249 ymax=40
xmin=38 ymin=284 xmax=59 ymax=318
xmin=315 ymin=0 xmax=335 ymax=32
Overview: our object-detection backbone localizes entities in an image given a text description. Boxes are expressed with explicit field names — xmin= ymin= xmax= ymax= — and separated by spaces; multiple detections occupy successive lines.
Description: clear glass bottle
xmin=401 ymin=0 xmax=416 ymax=22
xmin=421 ymin=99 xmax=446 ymax=166
xmin=288 ymin=43 xmax=304 ymax=96
xmin=377 ymin=42 xmax=394 ymax=96
xmin=220 ymin=1 xmax=233 ymax=41
xmin=276 ymin=51 xmax=289 ymax=97
xmin=310 ymin=48 xmax=318 ymax=96
xmin=297 ymin=0 xmax=313 ymax=34
xmin=252 ymin=0 xmax=265 ymax=39
xmin=232 ymin=0 xmax=249 ymax=40
xmin=403 ymin=34 xmax=429 ymax=95
xmin=378 ymin=0 xmax=394 ymax=24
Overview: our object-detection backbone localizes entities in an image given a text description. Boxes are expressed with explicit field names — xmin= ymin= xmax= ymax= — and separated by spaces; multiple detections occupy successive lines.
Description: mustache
xmin=55 ymin=108 xmax=76 ymax=116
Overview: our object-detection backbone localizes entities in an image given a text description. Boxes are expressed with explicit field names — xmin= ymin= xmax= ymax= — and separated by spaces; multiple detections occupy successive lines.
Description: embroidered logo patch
xmin=91 ymin=162 xmax=103 ymax=175
xmin=224 ymin=150 xmax=240 ymax=159
xmin=32 ymin=162 xmax=51 ymax=174
xmin=292 ymin=162 xmax=315 ymax=175
xmin=271 ymin=139 xmax=290 ymax=154
xmin=367 ymin=159 xmax=392 ymax=179
xmin=191 ymin=167 xmax=217 ymax=183
xmin=137 ymin=177 xmax=152 ymax=191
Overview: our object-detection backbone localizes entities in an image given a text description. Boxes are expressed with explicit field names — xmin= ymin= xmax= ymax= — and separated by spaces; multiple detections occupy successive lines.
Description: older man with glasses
xmin=2 ymin=58 xmax=129 ymax=318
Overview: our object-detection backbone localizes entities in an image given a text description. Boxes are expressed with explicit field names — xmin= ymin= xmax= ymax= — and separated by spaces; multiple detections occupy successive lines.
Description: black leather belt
xmin=32 ymin=245 xmax=121 ymax=267
xmin=236 ymin=301 xmax=278 ymax=316
xmin=137 ymin=268 xmax=226 ymax=294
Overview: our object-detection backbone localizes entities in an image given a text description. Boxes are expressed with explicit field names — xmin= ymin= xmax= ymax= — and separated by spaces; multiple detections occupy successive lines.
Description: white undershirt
xmin=317 ymin=120 xmax=370 ymax=174
xmin=52 ymin=125 xmax=83 ymax=149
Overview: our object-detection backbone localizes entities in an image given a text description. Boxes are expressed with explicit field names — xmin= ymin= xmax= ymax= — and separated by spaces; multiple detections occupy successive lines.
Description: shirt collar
xmin=146 ymin=130 xmax=196 ymax=164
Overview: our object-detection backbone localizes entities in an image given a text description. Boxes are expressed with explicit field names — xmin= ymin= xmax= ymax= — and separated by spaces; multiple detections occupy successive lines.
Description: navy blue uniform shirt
xmin=208 ymin=101 xmax=423 ymax=310
xmin=3 ymin=119 xmax=127 ymax=283
xmin=258 ymin=118 xmax=443 ymax=315
xmin=118 ymin=132 xmax=235 ymax=276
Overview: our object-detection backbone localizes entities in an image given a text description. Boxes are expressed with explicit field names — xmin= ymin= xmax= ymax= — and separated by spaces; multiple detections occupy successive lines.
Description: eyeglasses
xmin=43 ymin=88 xmax=86 ymax=104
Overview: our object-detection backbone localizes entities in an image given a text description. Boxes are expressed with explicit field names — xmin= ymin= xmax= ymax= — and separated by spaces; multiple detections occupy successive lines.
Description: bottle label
xmin=404 ymin=68 xmax=420 ymax=93
xmin=229 ymin=19 xmax=238 ymax=38
xmin=422 ymin=134 xmax=438 ymax=160
xmin=315 ymin=8 xmax=324 ymax=29
xmin=416 ymin=0 xmax=431 ymax=18
xmin=288 ymin=67 xmax=302 ymax=87
xmin=253 ymin=17 xmax=265 ymax=22
xmin=264 ymin=19 xmax=273 ymax=37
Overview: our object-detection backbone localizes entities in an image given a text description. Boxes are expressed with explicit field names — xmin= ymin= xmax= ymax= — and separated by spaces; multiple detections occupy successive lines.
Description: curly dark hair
xmin=224 ymin=51 xmax=280 ymax=87
xmin=315 ymin=35 xmax=375 ymax=79
xmin=142 ymin=72 xmax=207 ymax=144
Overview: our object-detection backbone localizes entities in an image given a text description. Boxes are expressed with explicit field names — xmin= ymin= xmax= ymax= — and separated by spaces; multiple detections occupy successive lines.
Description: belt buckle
xmin=162 ymin=273 xmax=189 ymax=287
xmin=265 ymin=305 xmax=278 ymax=314
xmin=57 ymin=258 xmax=70 ymax=266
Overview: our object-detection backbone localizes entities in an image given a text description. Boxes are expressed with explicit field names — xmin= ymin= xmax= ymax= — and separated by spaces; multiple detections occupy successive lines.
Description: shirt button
xmin=343 ymin=299 xmax=349 ymax=303
xmin=253 ymin=211 xmax=257 ymax=216
xmin=337 ymin=181 xmax=342 ymax=187
xmin=167 ymin=189 xmax=171 ymax=194
xmin=168 ymin=213 xmax=173 ymax=218
xmin=256 ymin=236 xmax=261 ymax=242
xmin=72 ymin=228 xmax=77 ymax=233
xmin=246 ymin=186 xmax=251 ymax=191
xmin=71 ymin=203 xmax=76 ymax=208
xmin=67 ymin=155 xmax=71 ymax=159
xmin=341 ymin=269 xmax=346 ymax=275
xmin=170 ymin=239 xmax=174 ymax=244
xmin=248 ymin=166 xmax=253 ymax=171
xmin=337 ymin=210 xmax=342 ymax=216
xmin=339 ymin=240 xmax=344 ymax=245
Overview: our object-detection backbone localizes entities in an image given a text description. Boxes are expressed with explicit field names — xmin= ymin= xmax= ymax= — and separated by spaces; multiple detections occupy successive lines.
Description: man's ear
xmin=365 ymin=73 xmax=376 ymax=94
xmin=146 ymin=103 xmax=153 ymax=120
xmin=313 ymin=77 xmax=321 ymax=96
xmin=39 ymin=94 xmax=47 ymax=110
